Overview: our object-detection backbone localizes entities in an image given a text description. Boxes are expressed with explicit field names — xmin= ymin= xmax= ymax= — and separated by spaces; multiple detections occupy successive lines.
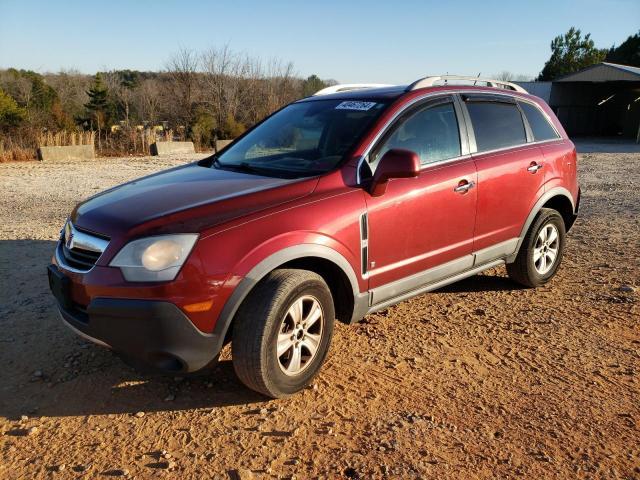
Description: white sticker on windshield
xmin=335 ymin=101 xmax=377 ymax=111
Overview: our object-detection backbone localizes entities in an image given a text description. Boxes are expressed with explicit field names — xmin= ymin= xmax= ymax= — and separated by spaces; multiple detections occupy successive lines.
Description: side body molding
xmin=212 ymin=244 xmax=368 ymax=340
xmin=506 ymin=186 xmax=575 ymax=263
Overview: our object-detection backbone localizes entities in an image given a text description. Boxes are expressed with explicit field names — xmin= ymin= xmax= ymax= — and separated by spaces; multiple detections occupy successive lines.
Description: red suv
xmin=48 ymin=76 xmax=580 ymax=398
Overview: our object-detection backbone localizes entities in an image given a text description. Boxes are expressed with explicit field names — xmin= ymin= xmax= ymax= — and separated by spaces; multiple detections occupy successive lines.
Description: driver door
xmin=363 ymin=95 xmax=477 ymax=304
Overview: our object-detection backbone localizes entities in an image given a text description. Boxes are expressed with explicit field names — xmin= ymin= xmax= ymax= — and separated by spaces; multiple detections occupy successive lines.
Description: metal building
xmin=518 ymin=63 xmax=640 ymax=141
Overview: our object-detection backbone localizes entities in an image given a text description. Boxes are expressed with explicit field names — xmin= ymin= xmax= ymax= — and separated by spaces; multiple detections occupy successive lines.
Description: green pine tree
xmin=606 ymin=31 xmax=640 ymax=67
xmin=302 ymin=75 xmax=328 ymax=97
xmin=84 ymin=73 xmax=109 ymax=149
xmin=538 ymin=27 xmax=607 ymax=81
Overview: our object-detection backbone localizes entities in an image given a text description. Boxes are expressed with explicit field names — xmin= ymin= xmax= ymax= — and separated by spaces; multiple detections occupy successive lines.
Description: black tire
xmin=507 ymin=208 xmax=566 ymax=288
xmin=232 ymin=269 xmax=335 ymax=398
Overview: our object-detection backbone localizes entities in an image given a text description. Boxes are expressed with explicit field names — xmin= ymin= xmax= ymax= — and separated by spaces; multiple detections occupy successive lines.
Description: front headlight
xmin=110 ymin=234 xmax=198 ymax=282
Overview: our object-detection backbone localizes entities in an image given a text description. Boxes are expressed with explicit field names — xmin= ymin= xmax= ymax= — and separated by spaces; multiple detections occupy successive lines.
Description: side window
xmin=519 ymin=101 xmax=560 ymax=142
xmin=465 ymin=101 xmax=527 ymax=152
xmin=371 ymin=101 xmax=461 ymax=166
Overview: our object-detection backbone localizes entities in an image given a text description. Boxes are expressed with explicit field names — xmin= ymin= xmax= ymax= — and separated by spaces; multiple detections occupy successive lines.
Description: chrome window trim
xmin=465 ymin=138 xmax=563 ymax=158
xmin=357 ymin=88 xmax=566 ymax=185
xmin=417 ymin=153 xmax=474 ymax=171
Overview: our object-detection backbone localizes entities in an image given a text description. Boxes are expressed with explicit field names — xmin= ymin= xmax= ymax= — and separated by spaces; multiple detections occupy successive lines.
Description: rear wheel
xmin=232 ymin=269 xmax=335 ymax=398
xmin=507 ymin=208 xmax=566 ymax=288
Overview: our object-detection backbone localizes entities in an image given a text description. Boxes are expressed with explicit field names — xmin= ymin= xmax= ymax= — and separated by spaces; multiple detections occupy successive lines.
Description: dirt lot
xmin=0 ymin=151 xmax=638 ymax=479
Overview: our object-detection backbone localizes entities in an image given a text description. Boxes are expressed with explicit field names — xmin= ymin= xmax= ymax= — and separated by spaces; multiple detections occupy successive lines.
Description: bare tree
xmin=45 ymin=69 xmax=90 ymax=121
xmin=201 ymin=45 xmax=244 ymax=133
xmin=495 ymin=71 xmax=515 ymax=82
xmin=135 ymin=78 xmax=162 ymax=125
xmin=101 ymin=71 xmax=139 ymax=126
xmin=165 ymin=48 xmax=200 ymax=126
xmin=493 ymin=71 xmax=533 ymax=82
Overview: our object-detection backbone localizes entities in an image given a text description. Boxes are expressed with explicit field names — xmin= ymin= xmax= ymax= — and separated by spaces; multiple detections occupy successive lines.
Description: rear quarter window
xmin=466 ymin=101 xmax=527 ymax=152
xmin=519 ymin=101 xmax=560 ymax=142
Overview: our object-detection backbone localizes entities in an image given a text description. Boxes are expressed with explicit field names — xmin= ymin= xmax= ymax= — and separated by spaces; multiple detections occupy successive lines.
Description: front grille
xmin=57 ymin=222 xmax=109 ymax=272
xmin=61 ymin=243 xmax=101 ymax=270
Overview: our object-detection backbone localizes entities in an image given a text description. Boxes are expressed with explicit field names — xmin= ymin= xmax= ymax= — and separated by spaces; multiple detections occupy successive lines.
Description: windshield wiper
xmin=214 ymin=160 xmax=281 ymax=177
xmin=213 ymin=160 xmax=315 ymax=179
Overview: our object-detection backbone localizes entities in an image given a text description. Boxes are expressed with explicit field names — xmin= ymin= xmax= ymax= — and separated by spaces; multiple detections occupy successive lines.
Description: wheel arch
xmin=506 ymin=187 xmax=576 ymax=263
xmin=541 ymin=194 xmax=576 ymax=232
xmin=213 ymin=244 xmax=369 ymax=343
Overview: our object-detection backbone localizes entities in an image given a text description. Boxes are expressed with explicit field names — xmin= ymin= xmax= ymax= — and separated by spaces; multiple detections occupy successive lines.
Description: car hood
xmin=71 ymin=162 xmax=318 ymax=238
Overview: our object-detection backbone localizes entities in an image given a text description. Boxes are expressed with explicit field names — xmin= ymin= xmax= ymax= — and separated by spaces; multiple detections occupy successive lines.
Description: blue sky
xmin=0 ymin=0 xmax=637 ymax=83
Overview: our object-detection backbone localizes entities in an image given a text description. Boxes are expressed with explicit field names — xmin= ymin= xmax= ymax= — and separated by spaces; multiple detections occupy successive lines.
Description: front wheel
xmin=507 ymin=208 xmax=566 ymax=288
xmin=232 ymin=269 xmax=335 ymax=398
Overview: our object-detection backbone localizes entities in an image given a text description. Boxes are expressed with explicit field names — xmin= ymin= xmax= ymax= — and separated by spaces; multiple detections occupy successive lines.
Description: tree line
xmin=0 ymin=46 xmax=332 ymax=159
xmin=0 ymin=30 xmax=638 ymax=160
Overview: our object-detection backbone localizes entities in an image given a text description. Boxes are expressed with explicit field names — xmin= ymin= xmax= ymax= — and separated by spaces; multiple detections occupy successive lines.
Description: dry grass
xmin=0 ymin=138 xmax=35 ymax=162
xmin=0 ymin=147 xmax=34 ymax=162
xmin=0 ymin=128 xmax=179 ymax=162
xmin=99 ymin=128 xmax=174 ymax=156
xmin=37 ymin=131 xmax=95 ymax=147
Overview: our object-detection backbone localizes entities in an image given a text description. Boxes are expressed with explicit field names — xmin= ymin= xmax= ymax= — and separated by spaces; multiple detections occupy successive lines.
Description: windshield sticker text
xmin=335 ymin=101 xmax=377 ymax=111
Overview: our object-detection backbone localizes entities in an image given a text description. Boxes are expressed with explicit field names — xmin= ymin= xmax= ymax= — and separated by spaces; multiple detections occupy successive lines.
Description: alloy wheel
xmin=276 ymin=295 xmax=324 ymax=376
xmin=533 ymin=223 xmax=559 ymax=275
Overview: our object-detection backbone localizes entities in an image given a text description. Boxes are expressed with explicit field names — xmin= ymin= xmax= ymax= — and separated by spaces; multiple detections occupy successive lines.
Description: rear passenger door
xmin=517 ymin=100 xmax=569 ymax=190
xmin=462 ymin=94 xmax=546 ymax=257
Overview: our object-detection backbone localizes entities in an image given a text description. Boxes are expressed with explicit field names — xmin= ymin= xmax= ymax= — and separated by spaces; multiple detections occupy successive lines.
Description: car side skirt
xmin=368 ymin=238 xmax=517 ymax=310
xmin=368 ymin=258 xmax=505 ymax=314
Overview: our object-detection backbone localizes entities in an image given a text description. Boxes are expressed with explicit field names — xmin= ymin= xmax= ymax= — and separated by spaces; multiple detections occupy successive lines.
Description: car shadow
xmin=0 ymin=239 xmax=520 ymax=420
xmin=434 ymin=271 xmax=524 ymax=294
xmin=0 ymin=239 xmax=265 ymax=420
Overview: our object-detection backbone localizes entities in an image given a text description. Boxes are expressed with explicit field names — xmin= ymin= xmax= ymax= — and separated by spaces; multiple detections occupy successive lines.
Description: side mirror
xmin=370 ymin=148 xmax=420 ymax=196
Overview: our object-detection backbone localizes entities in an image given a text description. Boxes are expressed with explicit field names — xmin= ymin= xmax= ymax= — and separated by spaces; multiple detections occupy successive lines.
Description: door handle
xmin=527 ymin=162 xmax=543 ymax=173
xmin=453 ymin=180 xmax=475 ymax=193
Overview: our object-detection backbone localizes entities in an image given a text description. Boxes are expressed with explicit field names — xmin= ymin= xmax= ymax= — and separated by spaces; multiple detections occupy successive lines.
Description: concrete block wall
xmin=151 ymin=141 xmax=195 ymax=155
xmin=38 ymin=145 xmax=95 ymax=161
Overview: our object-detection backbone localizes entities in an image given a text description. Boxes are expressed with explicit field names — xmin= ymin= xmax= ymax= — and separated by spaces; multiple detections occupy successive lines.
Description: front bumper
xmin=52 ymin=270 xmax=222 ymax=373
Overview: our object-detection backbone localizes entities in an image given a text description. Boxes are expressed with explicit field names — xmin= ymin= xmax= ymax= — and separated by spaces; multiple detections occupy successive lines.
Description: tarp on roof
xmin=555 ymin=62 xmax=640 ymax=82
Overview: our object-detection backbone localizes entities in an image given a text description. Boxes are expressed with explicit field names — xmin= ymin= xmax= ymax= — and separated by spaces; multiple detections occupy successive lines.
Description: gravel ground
xmin=0 ymin=151 xmax=638 ymax=479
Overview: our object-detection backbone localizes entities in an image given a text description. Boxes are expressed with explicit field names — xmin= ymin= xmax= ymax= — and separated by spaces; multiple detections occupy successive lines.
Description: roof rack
xmin=407 ymin=76 xmax=528 ymax=93
xmin=313 ymin=83 xmax=394 ymax=96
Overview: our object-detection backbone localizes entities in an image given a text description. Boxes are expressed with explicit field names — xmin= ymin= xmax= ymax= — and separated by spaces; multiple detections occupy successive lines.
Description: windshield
xmin=214 ymin=99 xmax=388 ymax=177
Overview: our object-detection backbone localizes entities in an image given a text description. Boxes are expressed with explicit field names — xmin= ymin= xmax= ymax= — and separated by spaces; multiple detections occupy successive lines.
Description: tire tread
xmin=507 ymin=208 xmax=565 ymax=288
xmin=232 ymin=269 xmax=332 ymax=397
